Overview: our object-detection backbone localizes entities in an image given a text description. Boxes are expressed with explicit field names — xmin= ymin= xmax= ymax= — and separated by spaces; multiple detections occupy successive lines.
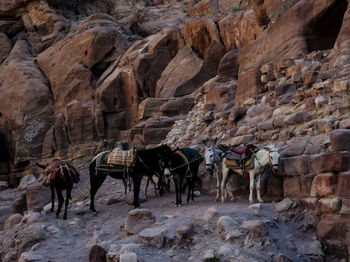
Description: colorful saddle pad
xmin=180 ymin=147 xmax=203 ymax=163
xmin=107 ymin=148 xmax=135 ymax=167
xmin=43 ymin=160 xmax=80 ymax=186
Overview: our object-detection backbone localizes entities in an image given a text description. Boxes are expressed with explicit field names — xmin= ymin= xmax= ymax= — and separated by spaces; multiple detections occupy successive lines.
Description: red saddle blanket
xmin=218 ymin=144 xmax=247 ymax=155
xmin=43 ymin=160 xmax=79 ymax=186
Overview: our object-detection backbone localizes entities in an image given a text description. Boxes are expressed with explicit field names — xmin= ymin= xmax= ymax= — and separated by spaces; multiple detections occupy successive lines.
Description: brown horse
xmin=37 ymin=160 xmax=80 ymax=219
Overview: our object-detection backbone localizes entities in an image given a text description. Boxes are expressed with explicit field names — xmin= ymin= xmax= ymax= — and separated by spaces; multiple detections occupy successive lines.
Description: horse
xmin=89 ymin=144 xmax=172 ymax=211
xmin=160 ymin=147 xmax=203 ymax=207
xmin=220 ymin=145 xmax=285 ymax=203
xmin=37 ymin=160 xmax=80 ymax=219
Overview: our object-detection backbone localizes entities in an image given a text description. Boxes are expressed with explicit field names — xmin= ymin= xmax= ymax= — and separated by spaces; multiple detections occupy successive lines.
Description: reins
xmin=169 ymin=156 xmax=203 ymax=172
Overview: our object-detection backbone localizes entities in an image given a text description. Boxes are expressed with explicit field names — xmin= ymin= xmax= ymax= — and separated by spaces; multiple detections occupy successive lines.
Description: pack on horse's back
xmin=43 ymin=159 xmax=80 ymax=187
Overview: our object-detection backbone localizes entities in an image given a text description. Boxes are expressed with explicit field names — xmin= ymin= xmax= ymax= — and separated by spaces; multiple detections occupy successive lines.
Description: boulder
xmin=318 ymin=198 xmax=342 ymax=214
xmin=311 ymin=173 xmax=337 ymax=198
xmin=18 ymin=252 xmax=46 ymax=262
xmin=309 ymin=152 xmax=344 ymax=175
xmin=26 ymin=183 xmax=50 ymax=212
xmin=124 ymin=209 xmax=155 ymax=235
xmin=160 ymin=97 xmax=194 ymax=117
xmin=120 ymin=252 xmax=137 ymax=262
xmin=218 ymin=10 xmax=263 ymax=51
xmin=204 ymin=80 xmax=237 ymax=111
xmin=137 ymin=223 xmax=177 ymax=248
xmin=12 ymin=192 xmax=27 ymax=214
xmin=275 ymin=198 xmax=294 ymax=212
xmin=138 ymin=98 xmax=169 ymax=120
xmin=188 ymin=0 xmax=219 ymax=17
xmin=89 ymin=245 xmax=107 ymax=262
xmin=17 ymin=174 xmax=38 ymax=191
xmin=217 ymin=49 xmax=239 ymax=78
xmin=283 ymin=176 xmax=301 ymax=198
xmin=239 ymin=220 xmax=268 ymax=237
xmin=0 ymin=32 xmax=11 ymax=64
xmin=330 ymin=129 xmax=350 ymax=152
xmin=216 ymin=216 xmax=242 ymax=240
xmin=175 ymin=222 xmax=195 ymax=241
xmin=332 ymin=3 xmax=350 ymax=56
xmin=4 ymin=213 xmax=23 ymax=230
xmin=280 ymin=137 xmax=310 ymax=157
xmin=280 ymin=155 xmax=310 ymax=176
xmin=335 ymin=171 xmax=350 ymax=198
xmin=276 ymin=253 xmax=294 ymax=262
xmin=204 ymin=207 xmax=219 ymax=223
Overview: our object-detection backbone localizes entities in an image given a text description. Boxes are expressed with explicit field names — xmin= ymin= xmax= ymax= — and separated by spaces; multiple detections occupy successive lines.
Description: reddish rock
xmin=311 ymin=173 xmax=337 ymax=198
xmin=280 ymin=137 xmax=310 ymax=157
xmin=280 ymin=155 xmax=310 ymax=176
xmin=336 ymin=171 xmax=350 ymax=198
xmin=317 ymin=198 xmax=341 ymax=214
xmin=217 ymin=49 xmax=239 ymax=78
xmin=138 ymin=98 xmax=169 ymax=120
xmin=4 ymin=213 xmax=23 ymax=230
xmin=236 ymin=68 xmax=265 ymax=104
xmin=26 ymin=183 xmax=51 ymax=212
xmin=276 ymin=253 xmax=293 ymax=262
xmin=340 ymin=199 xmax=350 ymax=215
xmin=205 ymin=81 xmax=237 ymax=111
xmin=262 ymin=175 xmax=283 ymax=202
xmin=89 ymin=245 xmax=107 ymax=262
xmin=188 ymin=0 xmax=219 ymax=17
xmin=218 ymin=10 xmax=263 ymax=51
xmin=160 ymin=97 xmax=194 ymax=117
xmin=184 ymin=17 xmax=221 ymax=58
xmin=12 ymin=192 xmax=27 ymax=215
xmin=309 ymin=152 xmax=343 ymax=175
xmin=124 ymin=209 xmax=155 ymax=235
xmin=283 ymin=176 xmax=301 ymax=198
xmin=301 ymin=174 xmax=316 ymax=198
xmin=330 ymin=129 xmax=350 ymax=152
xmin=0 ymin=40 xmax=53 ymax=163
xmin=240 ymin=220 xmax=268 ymax=237
xmin=0 ymin=32 xmax=11 ymax=64
xmin=155 ymin=45 xmax=203 ymax=98
xmin=332 ymin=2 xmax=350 ymax=56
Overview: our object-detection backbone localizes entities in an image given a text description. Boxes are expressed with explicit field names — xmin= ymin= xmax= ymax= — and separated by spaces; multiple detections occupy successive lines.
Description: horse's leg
xmin=50 ymin=184 xmax=55 ymax=213
xmin=221 ymin=165 xmax=229 ymax=203
xmin=215 ymin=164 xmax=222 ymax=202
xmin=186 ymin=176 xmax=191 ymax=203
xmin=173 ymin=175 xmax=180 ymax=207
xmin=123 ymin=178 xmax=127 ymax=196
xmin=226 ymin=175 xmax=234 ymax=201
xmin=256 ymin=174 xmax=264 ymax=203
xmin=55 ymin=186 xmax=64 ymax=218
xmin=249 ymin=171 xmax=255 ymax=203
xmin=150 ymin=176 xmax=158 ymax=197
xmin=90 ymin=172 xmax=106 ymax=212
xmin=132 ymin=174 xmax=142 ymax=208
xmin=144 ymin=176 xmax=150 ymax=196
xmin=63 ymin=184 xmax=72 ymax=220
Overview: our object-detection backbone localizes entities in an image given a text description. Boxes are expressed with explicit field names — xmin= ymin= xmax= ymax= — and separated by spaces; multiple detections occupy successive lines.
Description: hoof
xmin=50 ymin=209 xmax=54 ymax=213
xmin=63 ymin=214 xmax=67 ymax=220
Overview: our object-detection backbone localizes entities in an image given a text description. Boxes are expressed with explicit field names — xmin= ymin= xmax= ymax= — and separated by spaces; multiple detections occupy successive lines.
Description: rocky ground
xmin=0 ymin=160 xmax=324 ymax=262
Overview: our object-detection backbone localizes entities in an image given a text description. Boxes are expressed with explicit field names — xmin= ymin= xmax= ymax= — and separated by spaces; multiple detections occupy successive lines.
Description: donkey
xmin=37 ymin=160 xmax=80 ymax=219
xmin=203 ymin=138 xmax=224 ymax=201
xmin=89 ymin=144 xmax=172 ymax=211
xmin=160 ymin=147 xmax=203 ymax=207
xmin=221 ymin=145 xmax=285 ymax=203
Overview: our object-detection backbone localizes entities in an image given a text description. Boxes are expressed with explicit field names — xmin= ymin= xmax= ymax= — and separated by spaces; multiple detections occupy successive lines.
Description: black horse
xmin=37 ymin=160 xmax=80 ymax=219
xmin=160 ymin=147 xmax=203 ymax=207
xmin=89 ymin=144 xmax=172 ymax=211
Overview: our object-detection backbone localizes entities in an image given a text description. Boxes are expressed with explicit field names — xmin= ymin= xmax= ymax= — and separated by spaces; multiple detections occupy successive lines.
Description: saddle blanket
xmin=180 ymin=147 xmax=203 ymax=163
xmin=43 ymin=160 xmax=80 ymax=186
xmin=107 ymin=148 xmax=134 ymax=167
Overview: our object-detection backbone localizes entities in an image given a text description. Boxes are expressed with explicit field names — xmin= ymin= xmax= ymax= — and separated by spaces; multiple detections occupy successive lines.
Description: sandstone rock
xmin=160 ymin=97 xmax=194 ymax=117
xmin=18 ymin=251 xmax=46 ymax=262
xmin=21 ymin=212 xmax=44 ymax=225
xmin=217 ymin=49 xmax=239 ymax=78
xmin=300 ymin=174 xmax=316 ymax=198
xmin=280 ymin=155 xmax=309 ymax=176
xmin=239 ymin=220 xmax=268 ymax=237
xmin=124 ymin=209 xmax=155 ymax=235
xmin=175 ymin=222 xmax=195 ymax=240
xmin=283 ymin=177 xmax=301 ymax=198
xmin=188 ymin=0 xmax=219 ymax=17
xmin=318 ymin=198 xmax=341 ymax=214
xmin=218 ymin=243 xmax=234 ymax=257
xmin=330 ymin=129 xmax=350 ymax=152
xmin=296 ymin=239 xmax=324 ymax=257
xmin=89 ymin=245 xmax=107 ymax=262
xmin=184 ymin=17 xmax=221 ymax=58
xmin=0 ymin=32 xmax=11 ymax=64
xmin=4 ymin=213 xmax=23 ymax=230
xmin=17 ymin=174 xmax=38 ymax=191
xmin=275 ymin=198 xmax=294 ymax=212
xmin=335 ymin=171 xmax=350 ymax=198
xmin=218 ymin=10 xmax=263 ymax=51
xmin=0 ymin=40 xmax=53 ymax=163
xmin=13 ymin=192 xmax=27 ymax=215
xmin=276 ymin=252 xmax=294 ymax=262
xmin=120 ymin=252 xmax=137 ymax=262
xmin=204 ymin=206 xmax=219 ymax=223
xmin=236 ymin=68 xmax=265 ymax=104
xmin=280 ymin=137 xmax=309 ymax=157
xmin=26 ymin=184 xmax=50 ymax=212
xmin=228 ymin=134 xmax=254 ymax=146
xmin=300 ymin=198 xmax=318 ymax=209
xmin=216 ymin=216 xmax=241 ymax=240
xmin=137 ymin=223 xmax=177 ymax=248
xmin=205 ymin=80 xmax=237 ymax=111
xmin=156 ymin=45 xmax=203 ymax=98
xmin=311 ymin=173 xmax=337 ymax=198
xmin=309 ymin=152 xmax=343 ymax=175
xmin=339 ymin=199 xmax=350 ymax=215
xmin=138 ymin=98 xmax=169 ymax=120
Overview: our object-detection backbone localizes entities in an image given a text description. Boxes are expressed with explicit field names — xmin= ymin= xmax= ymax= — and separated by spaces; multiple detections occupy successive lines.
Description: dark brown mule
xmin=37 ymin=160 xmax=80 ymax=219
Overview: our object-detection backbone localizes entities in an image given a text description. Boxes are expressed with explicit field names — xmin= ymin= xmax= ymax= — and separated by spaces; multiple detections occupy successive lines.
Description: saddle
xmin=107 ymin=148 xmax=135 ymax=167
xmin=43 ymin=160 xmax=80 ymax=186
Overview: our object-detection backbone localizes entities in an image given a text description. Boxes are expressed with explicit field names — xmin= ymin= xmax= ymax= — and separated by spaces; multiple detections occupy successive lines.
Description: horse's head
xmin=263 ymin=146 xmax=287 ymax=174
xmin=203 ymin=138 xmax=218 ymax=176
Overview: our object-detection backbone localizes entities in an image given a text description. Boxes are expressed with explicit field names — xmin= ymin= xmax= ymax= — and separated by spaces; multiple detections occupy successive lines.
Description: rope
xmin=169 ymin=157 xmax=203 ymax=172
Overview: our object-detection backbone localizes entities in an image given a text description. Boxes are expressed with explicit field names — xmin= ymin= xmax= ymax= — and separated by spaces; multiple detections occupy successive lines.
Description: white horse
xmin=220 ymin=145 xmax=286 ymax=203
xmin=203 ymin=139 xmax=224 ymax=201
